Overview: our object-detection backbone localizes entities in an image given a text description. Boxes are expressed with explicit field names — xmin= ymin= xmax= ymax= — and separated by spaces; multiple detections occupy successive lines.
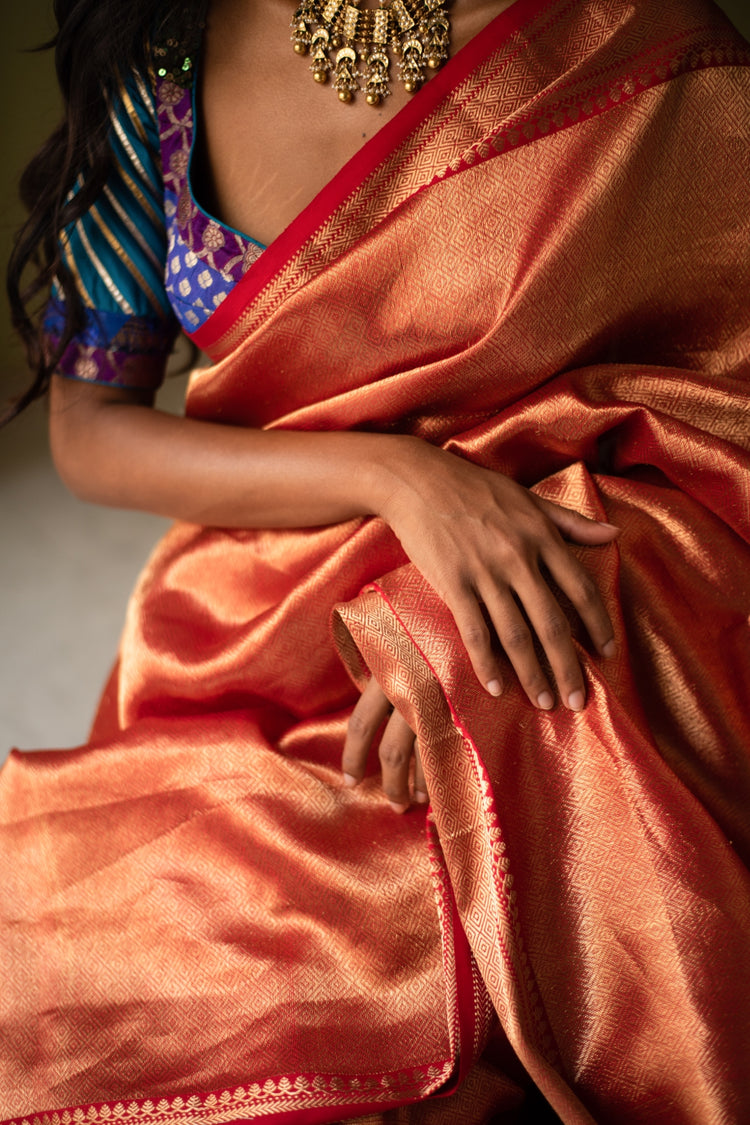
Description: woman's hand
xmin=343 ymin=439 xmax=619 ymax=809
xmin=371 ymin=438 xmax=618 ymax=712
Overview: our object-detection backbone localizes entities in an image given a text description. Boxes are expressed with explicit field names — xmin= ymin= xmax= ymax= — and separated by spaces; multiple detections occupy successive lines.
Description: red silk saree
xmin=3 ymin=0 xmax=750 ymax=1122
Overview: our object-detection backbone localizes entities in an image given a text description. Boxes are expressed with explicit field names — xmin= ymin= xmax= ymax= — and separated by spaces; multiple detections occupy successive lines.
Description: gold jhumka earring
xmin=291 ymin=0 xmax=451 ymax=104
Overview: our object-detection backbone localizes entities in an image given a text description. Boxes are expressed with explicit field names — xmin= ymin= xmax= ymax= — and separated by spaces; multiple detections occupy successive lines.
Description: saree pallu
xmin=3 ymin=0 xmax=750 ymax=1121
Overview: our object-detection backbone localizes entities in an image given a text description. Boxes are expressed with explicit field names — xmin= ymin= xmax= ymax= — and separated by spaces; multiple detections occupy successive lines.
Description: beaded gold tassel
xmin=291 ymin=0 xmax=451 ymax=104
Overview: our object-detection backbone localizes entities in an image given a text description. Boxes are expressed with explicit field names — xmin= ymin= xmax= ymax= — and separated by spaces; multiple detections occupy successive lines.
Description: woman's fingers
xmin=536 ymin=500 xmax=619 ymax=658
xmin=510 ymin=572 xmax=587 ymax=710
xmin=477 ymin=578 xmax=556 ymax=710
xmin=446 ymin=585 xmax=505 ymax=697
xmin=342 ymin=678 xmax=421 ymax=813
xmin=542 ymin=536 xmax=617 ymax=659
xmin=537 ymin=496 xmax=620 ymax=546
xmin=342 ymin=675 xmax=393 ymax=785
xmin=414 ymin=746 xmax=429 ymax=804
xmin=470 ymin=506 xmax=616 ymax=709
xmin=479 ymin=544 xmax=615 ymax=711
xmin=372 ymin=444 xmax=621 ymax=715
xmin=378 ymin=709 xmax=416 ymax=813
xmin=376 ymin=442 xmax=621 ymax=710
xmin=419 ymin=513 xmax=615 ymax=704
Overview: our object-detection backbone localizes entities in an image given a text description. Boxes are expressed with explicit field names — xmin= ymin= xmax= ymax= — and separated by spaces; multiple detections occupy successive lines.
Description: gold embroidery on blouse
xmin=116 ymin=164 xmax=163 ymax=231
xmin=103 ymin=184 xmax=164 ymax=272
xmin=59 ymin=231 xmax=97 ymax=310
xmin=88 ymin=203 xmax=165 ymax=316
xmin=74 ymin=218 xmax=135 ymax=315
xmin=110 ymin=109 xmax=151 ymax=185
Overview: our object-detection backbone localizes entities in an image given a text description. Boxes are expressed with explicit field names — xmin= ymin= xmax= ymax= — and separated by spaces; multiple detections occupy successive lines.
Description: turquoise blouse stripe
xmin=60 ymin=72 xmax=173 ymax=323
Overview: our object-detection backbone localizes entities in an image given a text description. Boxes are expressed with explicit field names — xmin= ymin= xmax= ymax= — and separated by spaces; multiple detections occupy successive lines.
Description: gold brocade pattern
xmin=3 ymin=0 xmax=750 ymax=1123
xmin=332 ymin=586 xmax=565 ymax=1084
xmin=332 ymin=450 xmax=750 ymax=1120
xmin=0 ymin=712 xmax=457 ymax=1117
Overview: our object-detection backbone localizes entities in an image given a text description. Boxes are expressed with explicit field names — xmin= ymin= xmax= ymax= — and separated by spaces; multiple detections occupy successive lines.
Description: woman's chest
xmin=194 ymin=0 xmax=416 ymax=246
xmin=194 ymin=0 xmax=510 ymax=245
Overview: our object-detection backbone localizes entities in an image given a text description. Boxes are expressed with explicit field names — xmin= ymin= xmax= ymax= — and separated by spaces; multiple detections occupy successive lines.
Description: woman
xmin=2 ymin=0 xmax=750 ymax=1120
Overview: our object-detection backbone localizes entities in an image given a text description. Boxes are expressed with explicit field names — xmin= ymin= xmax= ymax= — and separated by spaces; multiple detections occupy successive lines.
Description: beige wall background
xmin=1 ymin=2 xmax=749 ymax=752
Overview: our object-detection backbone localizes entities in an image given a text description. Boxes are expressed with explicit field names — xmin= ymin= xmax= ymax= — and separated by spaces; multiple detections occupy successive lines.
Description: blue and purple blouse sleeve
xmin=44 ymin=71 xmax=179 ymax=391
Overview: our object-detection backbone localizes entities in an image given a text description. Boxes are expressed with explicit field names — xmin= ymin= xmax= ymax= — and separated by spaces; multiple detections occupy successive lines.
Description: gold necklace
xmin=291 ymin=0 xmax=451 ymax=104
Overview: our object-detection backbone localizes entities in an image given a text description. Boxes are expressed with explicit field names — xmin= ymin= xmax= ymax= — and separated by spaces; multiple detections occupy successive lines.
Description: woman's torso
xmin=193 ymin=0 xmax=517 ymax=246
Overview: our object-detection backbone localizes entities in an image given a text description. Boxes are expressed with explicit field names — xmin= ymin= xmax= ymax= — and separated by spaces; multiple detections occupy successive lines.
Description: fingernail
xmin=602 ymin=639 xmax=616 ymax=658
xmin=414 ymin=790 xmax=429 ymax=804
xmin=389 ymin=801 xmax=409 ymax=814
xmin=537 ymin=691 xmax=554 ymax=710
xmin=343 ymin=773 xmax=358 ymax=788
xmin=486 ymin=679 xmax=502 ymax=697
xmin=568 ymin=690 xmax=585 ymax=712
xmin=597 ymin=521 xmax=620 ymax=531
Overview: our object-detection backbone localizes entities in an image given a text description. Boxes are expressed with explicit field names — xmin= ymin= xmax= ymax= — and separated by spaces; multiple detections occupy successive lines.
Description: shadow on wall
xmin=1 ymin=4 xmax=60 ymax=394
xmin=0 ymin=374 xmax=187 ymax=754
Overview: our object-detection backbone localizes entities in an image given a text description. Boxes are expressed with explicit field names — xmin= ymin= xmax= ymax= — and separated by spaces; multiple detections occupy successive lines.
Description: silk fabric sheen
xmin=2 ymin=0 xmax=750 ymax=1122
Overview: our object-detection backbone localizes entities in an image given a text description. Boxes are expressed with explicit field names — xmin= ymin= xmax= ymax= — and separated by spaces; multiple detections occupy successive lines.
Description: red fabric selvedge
xmin=0 ymin=1060 xmax=459 ymax=1125
xmin=2 ymin=1093 xmax=441 ymax=1125
xmin=189 ymin=0 xmax=553 ymax=354
xmin=363 ymin=580 xmax=523 ymax=986
xmin=422 ymin=810 xmax=481 ymax=1098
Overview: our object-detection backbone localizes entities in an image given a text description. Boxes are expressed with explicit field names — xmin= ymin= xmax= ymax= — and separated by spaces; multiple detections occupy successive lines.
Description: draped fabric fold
xmin=2 ymin=0 xmax=750 ymax=1121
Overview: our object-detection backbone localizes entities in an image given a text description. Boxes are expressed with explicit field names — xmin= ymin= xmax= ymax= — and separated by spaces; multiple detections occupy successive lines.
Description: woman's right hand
xmin=368 ymin=436 xmax=619 ymax=714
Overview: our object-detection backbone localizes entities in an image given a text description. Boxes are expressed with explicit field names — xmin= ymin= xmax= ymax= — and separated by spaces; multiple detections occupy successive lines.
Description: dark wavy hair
xmin=4 ymin=0 xmax=198 ymax=423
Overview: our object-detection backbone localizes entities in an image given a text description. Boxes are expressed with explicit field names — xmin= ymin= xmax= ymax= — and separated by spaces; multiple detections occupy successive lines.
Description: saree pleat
xmin=2 ymin=0 xmax=750 ymax=1121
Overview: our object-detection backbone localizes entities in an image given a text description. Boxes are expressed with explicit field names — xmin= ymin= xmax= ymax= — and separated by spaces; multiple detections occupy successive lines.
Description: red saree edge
xmin=427 ymin=820 xmax=483 ymax=1097
xmin=358 ymin=580 xmax=577 ymax=1090
xmin=365 ymin=581 xmax=520 ymax=979
xmin=189 ymin=0 xmax=552 ymax=353
xmin=0 ymin=1069 xmax=458 ymax=1125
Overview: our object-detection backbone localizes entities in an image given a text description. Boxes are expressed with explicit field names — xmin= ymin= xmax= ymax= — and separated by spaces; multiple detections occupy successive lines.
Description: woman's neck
xmin=193 ymin=0 xmax=517 ymax=245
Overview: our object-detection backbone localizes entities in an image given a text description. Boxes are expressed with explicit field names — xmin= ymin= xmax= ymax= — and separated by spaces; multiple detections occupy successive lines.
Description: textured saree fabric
xmin=3 ymin=0 xmax=750 ymax=1122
